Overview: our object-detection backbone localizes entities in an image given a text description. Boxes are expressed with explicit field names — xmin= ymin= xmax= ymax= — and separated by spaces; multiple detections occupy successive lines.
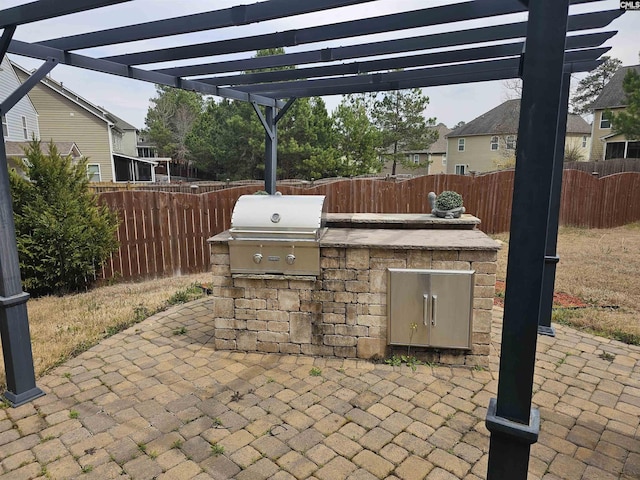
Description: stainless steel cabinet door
xmin=388 ymin=269 xmax=474 ymax=349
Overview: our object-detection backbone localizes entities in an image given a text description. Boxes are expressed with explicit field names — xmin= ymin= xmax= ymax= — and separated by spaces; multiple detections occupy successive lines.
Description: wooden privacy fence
xmin=97 ymin=170 xmax=640 ymax=281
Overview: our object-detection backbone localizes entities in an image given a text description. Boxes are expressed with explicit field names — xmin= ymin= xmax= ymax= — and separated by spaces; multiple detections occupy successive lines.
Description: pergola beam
xmin=231 ymin=47 xmax=609 ymax=97
xmin=0 ymin=26 xmax=17 ymax=59
xmin=224 ymin=59 xmax=601 ymax=99
xmin=0 ymin=0 xmax=131 ymax=29
xmin=200 ymin=33 xmax=612 ymax=87
xmin=6 ymin=40 xmax=284 ymax=108
xmin=102 ymin=0 xmax=598 ymax=66
xmin=1 ymin=58 xmax=58 ymax=113
xmin=38 ymin=0 xmax=377 ymax=51
xmin=154 ymin=10 xmax=621 ymax=78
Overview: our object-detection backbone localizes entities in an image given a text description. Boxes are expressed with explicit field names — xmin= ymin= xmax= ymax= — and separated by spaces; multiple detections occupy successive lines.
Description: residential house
xmin=1 ymin=55 xmax=40 ymax=167
xmin=445 ymin=99 xmax=591 ymax=174
xmin=11 ymin=60 xmax=157 ymax=182
xmin=380 ymin=123 xmax=452 ymax=176
xmin=1 ymin=56 xmax=84 ymax=171
xmin=137 ymin=134 xmax=172 ymax=182
xmin=589 ymin=64 xmax=640 ymax=161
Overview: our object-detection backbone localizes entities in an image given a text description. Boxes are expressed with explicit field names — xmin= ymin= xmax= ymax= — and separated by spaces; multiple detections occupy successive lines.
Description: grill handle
xmin=423 ymin=294 xmax=430 ymax=327
xmin=431 ymin=294 xmax=438 ymax=326
xmin=230 ymin=229 xmax=318 ymax=237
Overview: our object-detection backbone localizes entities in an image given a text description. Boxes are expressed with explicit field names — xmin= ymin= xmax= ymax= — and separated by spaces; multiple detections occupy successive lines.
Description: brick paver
xmin=0 ymin=298 xmax=638 ymax=479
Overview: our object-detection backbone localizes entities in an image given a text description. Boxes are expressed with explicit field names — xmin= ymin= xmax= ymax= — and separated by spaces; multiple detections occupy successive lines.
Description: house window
xmin=506 ymin=135 xmax=517 ymax=150
xmin=21 ymin=116 xmax=28 ymax=140
xmin=582 ymin=136 xmax=587 ymax=148
xmin=457 ymin=138 xmax=465 ymax=152
xmin=1 ymin=115 xmax=8 ymax=137
xmin=455 ymin=164 xmax=467 ymax=175
xmin=600 ymin=111 xmax=611 ymax=129
xmin=413 ymin=154 xmax=420 ymax=164
xmin=86 ymin=164 xmax=101 ymax=182
xmin=490 ymin=136 xmax=499 ymax=151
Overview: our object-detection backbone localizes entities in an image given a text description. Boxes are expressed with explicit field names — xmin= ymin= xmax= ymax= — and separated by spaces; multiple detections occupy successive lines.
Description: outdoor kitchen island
xmin=208 ymin=206 xmax=500 ymax=368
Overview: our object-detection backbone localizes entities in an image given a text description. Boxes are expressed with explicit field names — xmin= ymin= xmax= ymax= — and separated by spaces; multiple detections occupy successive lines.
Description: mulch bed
xmin=493 ymin=279 xmax=588 ymax=308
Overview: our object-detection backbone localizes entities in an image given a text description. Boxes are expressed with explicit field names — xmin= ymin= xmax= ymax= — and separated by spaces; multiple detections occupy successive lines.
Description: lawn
xmin=1 ymin=223 xmax=639 ymax=392
xmin=493 ymin=222 xmax=640 ymax=345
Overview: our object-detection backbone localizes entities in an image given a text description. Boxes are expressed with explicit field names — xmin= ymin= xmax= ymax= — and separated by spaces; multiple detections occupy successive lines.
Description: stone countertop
xmin=209 ymin=228 xmax=500 ymax=251
xmin=320 ymin=228 xmax=500 ymax=250
xmin=325 ymin=213 xmax=480 ymax=229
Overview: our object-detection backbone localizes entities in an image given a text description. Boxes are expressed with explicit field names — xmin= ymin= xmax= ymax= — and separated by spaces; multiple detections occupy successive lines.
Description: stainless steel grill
xmin=228 ymin=194 xmax=327 ymax=275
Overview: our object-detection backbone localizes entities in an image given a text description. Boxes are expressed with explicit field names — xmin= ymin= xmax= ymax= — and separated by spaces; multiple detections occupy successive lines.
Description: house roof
xmin=399 ymin=123 xmax=451 ymax=155
xmin=590 ymin=64 xmax=640 ymax=110
xmin=113 ymin=153 xmax=158 ymax=166
xmin=429 ymin=123 xmax=451 ymax=154
xmin=447 ymin=99 xmax=591 ymax=137
xmin=5 ymin=140 xmax=82 ymax=157
xmin=11 ymin=60 xmax=138 ymax=131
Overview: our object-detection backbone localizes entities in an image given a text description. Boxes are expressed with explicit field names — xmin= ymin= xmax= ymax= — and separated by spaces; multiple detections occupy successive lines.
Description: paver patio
xmin=0 ymin=298 xmax=638 ymax=479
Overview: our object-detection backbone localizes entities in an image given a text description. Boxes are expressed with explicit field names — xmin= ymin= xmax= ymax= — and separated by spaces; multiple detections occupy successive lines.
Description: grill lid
xmin=230 ymin=194 xmax=327 ymax=240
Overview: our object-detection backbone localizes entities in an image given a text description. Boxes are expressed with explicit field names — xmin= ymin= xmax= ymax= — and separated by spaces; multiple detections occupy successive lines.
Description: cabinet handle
xmin=423 ymin=294 xmax=430 ymax=326
xmin=431 ymin=294 xmax=438 ymax=326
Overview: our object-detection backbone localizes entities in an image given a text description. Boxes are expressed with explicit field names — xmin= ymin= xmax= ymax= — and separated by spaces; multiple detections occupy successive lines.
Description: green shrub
xmin=435 ymin=191 xmax=463 ymax=211
xmin=9 ymin=140 xmax=119 ymax=296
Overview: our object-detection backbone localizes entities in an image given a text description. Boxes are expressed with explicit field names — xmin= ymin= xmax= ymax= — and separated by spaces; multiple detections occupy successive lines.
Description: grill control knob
xmin=286 ymin=254 xmax=296 ymax=265
xmin=253 ymin=253 xmax=263 ymax=264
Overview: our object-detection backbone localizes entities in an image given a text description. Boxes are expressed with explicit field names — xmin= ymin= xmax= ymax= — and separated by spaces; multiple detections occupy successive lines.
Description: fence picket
xmin=97 ymin=171 xmax=640 ymax=282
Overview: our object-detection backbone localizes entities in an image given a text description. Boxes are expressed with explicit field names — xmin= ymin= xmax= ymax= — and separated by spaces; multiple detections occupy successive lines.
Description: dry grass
xmin=494 ymin=222 xmax=640 ymax=344
xmin=0 ymin=273 xmax=209 ymax=391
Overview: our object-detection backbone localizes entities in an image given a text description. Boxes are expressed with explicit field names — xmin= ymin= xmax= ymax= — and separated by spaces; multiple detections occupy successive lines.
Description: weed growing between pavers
xmin=173 ymin=326 xmax=188 ymax=335
xmin=309 ymin=367 xmax=322 ymax=377
xmin=167 ymin=284 xmax=205 ymax=305
xmin=599 ymin=351 xmax=616 ymax=361
xmin=210 ymin=442 xmax=224 ymax=455
xmin=385 ymin=354 xmax=424 ymax=372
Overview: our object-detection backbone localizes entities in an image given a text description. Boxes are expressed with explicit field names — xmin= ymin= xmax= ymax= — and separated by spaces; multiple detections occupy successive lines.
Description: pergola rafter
xmin=0 ymin=1 xmax=626 ymax=478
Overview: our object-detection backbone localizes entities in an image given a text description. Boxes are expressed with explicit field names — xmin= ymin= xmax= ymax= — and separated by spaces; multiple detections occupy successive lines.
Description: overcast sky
xmin=4 ymin=0 xmax=639 ymax=130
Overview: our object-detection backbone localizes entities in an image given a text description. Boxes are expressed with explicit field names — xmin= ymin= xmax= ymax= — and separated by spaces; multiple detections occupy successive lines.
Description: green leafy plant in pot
xmin=431 ymin=190 xmax=465 ymax=219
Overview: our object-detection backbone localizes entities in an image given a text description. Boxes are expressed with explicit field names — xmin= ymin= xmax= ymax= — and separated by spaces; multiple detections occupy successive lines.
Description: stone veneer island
xmin=207 ymin=213 xmax=500 ymax=368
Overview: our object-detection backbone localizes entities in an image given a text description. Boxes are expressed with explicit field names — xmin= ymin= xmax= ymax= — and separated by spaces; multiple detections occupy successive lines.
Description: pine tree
xmin=610 ymin=68 xmax=640 ymax=140
xmin=570 ymin=56 xmax=622 ymax=115
xmin=369 ymin=89 xmax=438 ymax=175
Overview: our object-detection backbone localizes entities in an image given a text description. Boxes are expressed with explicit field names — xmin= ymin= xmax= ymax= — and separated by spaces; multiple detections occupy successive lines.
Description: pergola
xmin=0 ymin=1 xmax=623 ymax=478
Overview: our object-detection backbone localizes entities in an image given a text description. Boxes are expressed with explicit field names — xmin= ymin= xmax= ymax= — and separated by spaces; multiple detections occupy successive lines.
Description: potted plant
xmin=431 ymin=190 xmax=465 ymax=219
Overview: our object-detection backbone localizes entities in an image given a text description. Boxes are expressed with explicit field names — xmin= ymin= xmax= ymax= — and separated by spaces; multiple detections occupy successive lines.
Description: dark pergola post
xmin=486 ymin=0 xmax=570 ymax=478
xmin=252 ymin=98 xmax=296 ymax=194
xmin=252 ymin=103 xmax=277 ymax=194
xmin=0 ymin=29 xmax=56 ymax=406
xmin=265 ymin=106 xmax=277 ymax=195
xmin=538 ymin=71 xmax=572 ymax=337
xmin=0 ymin=127 xmax=45 ymax=408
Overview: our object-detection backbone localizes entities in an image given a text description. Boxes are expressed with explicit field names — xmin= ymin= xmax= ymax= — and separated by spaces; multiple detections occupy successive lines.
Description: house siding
xmin=0 ymin=57 xmax=39 ymax=142
xmin=565 ymin=132 xmax=591 ymax=162
xmin=447 ymin=133 xmax=592 ymax=173
xmin=15 ymin=69 xmax=114 ymax=182
xmin=590 ymin=107 xmax=624 ymax=161
xmin=120 ymin=129 xmax=138 ymax=157
xmin=446 ymin=135 xmax=508 ymax=173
